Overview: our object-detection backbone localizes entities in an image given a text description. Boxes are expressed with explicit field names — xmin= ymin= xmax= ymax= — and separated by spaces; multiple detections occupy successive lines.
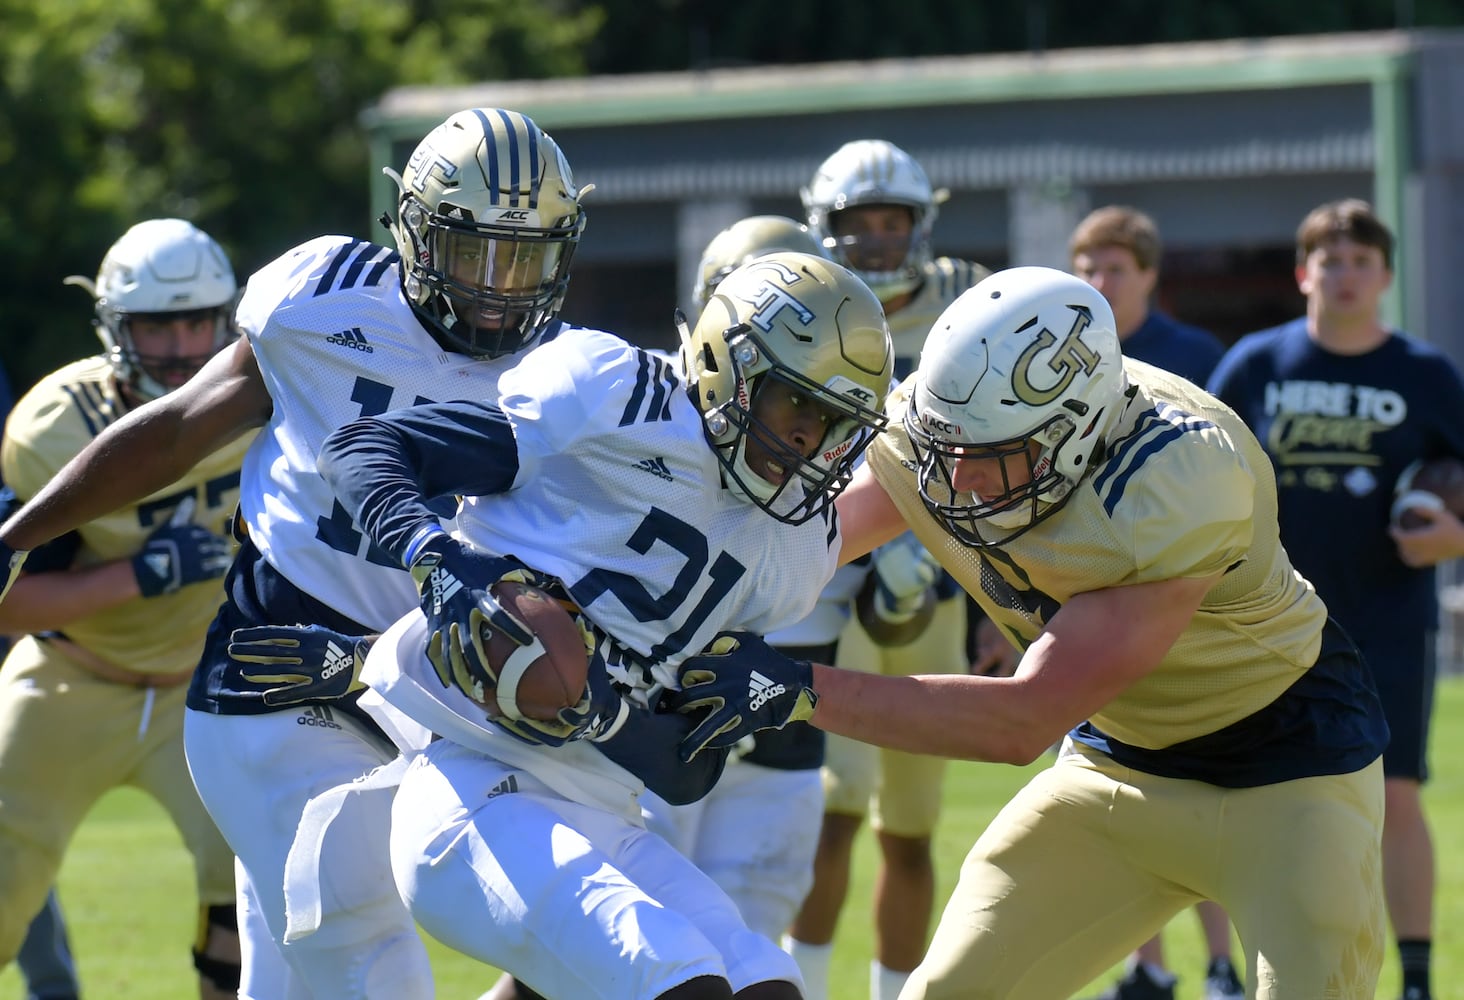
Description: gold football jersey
xmin=2 ymin=356 xmax=253 ymax=676
xmin=887 ymin=258 xmax=992 ymax=368
xmin=869 ymin=357 xmax=1328 ymax=748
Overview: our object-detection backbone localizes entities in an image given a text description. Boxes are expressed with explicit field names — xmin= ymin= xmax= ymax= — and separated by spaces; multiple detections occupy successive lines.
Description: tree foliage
xmin=0 ymin=0 xmax=598 ymax=390
xmin=1 ymin=0 xmax=1460 ymax=390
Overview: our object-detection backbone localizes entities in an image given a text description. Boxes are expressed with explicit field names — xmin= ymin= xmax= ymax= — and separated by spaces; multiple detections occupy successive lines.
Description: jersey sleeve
xmin=1121 ymin=428 xmax=1255 ymax=583
xmin=497 ymin=329 xmax=663 ymax=485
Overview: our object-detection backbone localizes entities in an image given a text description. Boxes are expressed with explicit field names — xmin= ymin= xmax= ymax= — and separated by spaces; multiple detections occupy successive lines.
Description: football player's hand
xmin=971 ymin=615 xmax=1020 ymax=677
xmin=406 ymin=527 xmax=536 ymax=701
xmin=132 ymin=497 xmax=233 ymax=598
xmin=0 ymin=537 xmax=27 ymax=604
xmin=227 ymin=625 xmax=373 ymax=707
xmin=492 ymin=654 xmax=630 ymax=749
xmin=663 ymin=631 xmax=817 ymax=763
xmin=870 ymin=534 xmax=939 ymax=623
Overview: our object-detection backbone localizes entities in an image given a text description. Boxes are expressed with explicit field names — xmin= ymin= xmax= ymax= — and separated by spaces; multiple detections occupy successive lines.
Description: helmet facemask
xmin=391 ymin=107 xmax=588 ymax=360
xmin=399 ymin=195 xmax=581 ymax=358
xmin=905 ymin=405 xmax=1086 ymax=548
xmin=700 ymin=323 xmax=887 ymax=525
xmin=96 ymin=305 xmax=235 ymax=402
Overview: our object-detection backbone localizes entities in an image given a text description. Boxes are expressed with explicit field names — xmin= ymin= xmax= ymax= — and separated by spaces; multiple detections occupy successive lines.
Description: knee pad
xmin=193 ymin=903 xmax=241 ymax=993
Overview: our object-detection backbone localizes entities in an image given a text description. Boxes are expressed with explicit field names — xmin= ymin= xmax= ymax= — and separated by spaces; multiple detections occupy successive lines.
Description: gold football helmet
xmin=389 ymin=107 xmax=588 ymax=358
xmin=693 ymin=215 xmax=825 ymax=312
xmin=682 ymin=251 xmax=893 ymax=524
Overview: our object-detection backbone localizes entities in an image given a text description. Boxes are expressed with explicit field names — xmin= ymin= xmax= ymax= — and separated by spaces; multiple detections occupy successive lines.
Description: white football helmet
xmin=693 ymin=215 xmax=825 ymax=312
xmin=389 ymin=107 xmax=587 ymax=358
xmin=801 ymin=139 xmax=944 ymax=302
xmin=64 ymin=218 xmax=237 ymax=402
xmin=683 ymin=251 xmax=892 ymax=524
xmin=905 ymin=266 xmax=1126 ymax=547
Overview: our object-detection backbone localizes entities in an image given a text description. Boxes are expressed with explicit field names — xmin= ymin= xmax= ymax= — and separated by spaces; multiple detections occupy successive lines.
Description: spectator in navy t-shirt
xmin=1209 ymin=198 xmax=1464 ymax=1000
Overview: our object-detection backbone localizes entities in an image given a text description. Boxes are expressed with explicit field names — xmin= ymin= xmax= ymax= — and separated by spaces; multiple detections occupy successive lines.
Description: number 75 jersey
xmin=239 ymin=235 xmax=524 ymax=631
xmin=454 ymin=328 xmax=843 ymax=697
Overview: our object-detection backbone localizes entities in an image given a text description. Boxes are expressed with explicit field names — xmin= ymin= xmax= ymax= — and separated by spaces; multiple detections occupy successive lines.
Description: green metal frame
xmin=362 ymin=35 xmax=1416 ymax=326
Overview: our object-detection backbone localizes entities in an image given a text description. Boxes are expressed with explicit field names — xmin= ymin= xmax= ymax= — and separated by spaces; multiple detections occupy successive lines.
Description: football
xmin=1392 ymin=457 xmax=1464 ymax=530
xmin=478 ymin=579 xmax=590 ymax=721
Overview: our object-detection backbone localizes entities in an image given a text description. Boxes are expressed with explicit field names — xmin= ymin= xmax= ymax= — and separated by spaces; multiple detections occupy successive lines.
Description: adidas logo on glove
xmin=748 ymin=670 xmax=786 ymax=711
xmin=320 ymin=642 xmax=353 ymax=681
xmin=429 ymin=569 xmax=462 ymax=615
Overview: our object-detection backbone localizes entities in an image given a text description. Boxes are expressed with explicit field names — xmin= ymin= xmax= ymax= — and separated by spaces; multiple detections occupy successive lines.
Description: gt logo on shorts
xmin=297 ymin=705 xmax=343 ymax=730
xmin=748 ymin=670 xmax=786 ymax=711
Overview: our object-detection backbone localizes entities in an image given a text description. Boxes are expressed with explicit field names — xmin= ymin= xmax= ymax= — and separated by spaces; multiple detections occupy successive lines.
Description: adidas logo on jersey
xmin=325 ymin=327 xmax=374 ymax=353
xmin=748 ymin=670 xmax=786 ymax=711
xmin=296 ymin=705 xmax=343 ymax=730
xmin=633 ymin=456 xmax=674 ymax=482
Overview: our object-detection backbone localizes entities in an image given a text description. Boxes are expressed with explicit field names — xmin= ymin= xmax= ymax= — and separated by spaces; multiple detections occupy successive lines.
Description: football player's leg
xmin=789 ymin=618 xmax=879 ymax=955
xmin=691 ymin=761 xmax=823 ymax=941
xmin=16 ymin=889 xmax=79 ymax=1000
xmin=184 ymin=707 xmax=433 ymax=1000
xmin=390 ymin=739 xmax=735 ymax=1000
xmin=236 ymin=857 xmax=299 ymax=1000
xmin=868 ymin=595 xmax=964 ymax=986
xmin=0 ymin=641 xmax=130 ymax=962
xmin=1218 ymin=760 xmax=1385 ymax=999
xmin=620 ymin=815 xmax=803 ymax=996
xmin=131 ymin=685 xmax=240 ymax=1000
xmin=904 ymin=747 xmax=1200 ymax=1000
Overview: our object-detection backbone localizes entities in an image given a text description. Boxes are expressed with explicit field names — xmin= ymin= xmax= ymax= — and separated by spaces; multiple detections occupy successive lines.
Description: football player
xmin=0 ymin=107 xmax=586 ymax=1000
xmin=668 ymin=266 xmax=1392 ymax=1000
xmin=1209 ymin=199 xmax=1464 ymax=1000
xmin=1069 ymin=205 xmax=1239 ymax=1000
xmin=638 ymin=218 xmax=935 ymax=959
xmin=0 ymin=218 xmax=245 ymax=998
xmin=791 ymin=138 xmax=989 ymax=1000
xmin=310 ymin=251 xmax=892 ymax=1000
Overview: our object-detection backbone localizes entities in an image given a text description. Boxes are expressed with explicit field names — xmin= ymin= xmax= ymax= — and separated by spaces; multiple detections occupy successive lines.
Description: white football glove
xmin=870 ymin=533 xmax=940 ymax=624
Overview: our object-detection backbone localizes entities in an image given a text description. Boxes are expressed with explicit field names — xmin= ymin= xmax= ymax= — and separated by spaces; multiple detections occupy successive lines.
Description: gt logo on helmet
xmin=406 ymin=145 xmax=459 ymax=195
xmin=1012 ymin=305 xmax=1101 ymax=406
xmin=738 ymin=261 xmax=816 ymax=340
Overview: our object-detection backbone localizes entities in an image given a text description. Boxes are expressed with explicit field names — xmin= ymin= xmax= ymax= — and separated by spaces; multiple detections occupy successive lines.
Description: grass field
xmin=6 ymin=678 xmax=1464 ymax=999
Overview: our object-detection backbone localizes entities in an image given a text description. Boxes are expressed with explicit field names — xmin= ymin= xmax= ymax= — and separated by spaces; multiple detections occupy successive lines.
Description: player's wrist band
xmin=402 ymin=523 xmax=448 ymax=567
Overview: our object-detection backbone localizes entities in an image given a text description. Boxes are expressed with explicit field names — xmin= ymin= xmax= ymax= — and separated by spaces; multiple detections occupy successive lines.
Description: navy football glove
xmin=663 ymin=631 xmax=817 ymax=763
xmin=227 ymin=624 xmax=373 ymax=707
xmin=491 ymin=646 xmax=631 ymax=749
xmin=132 ymin=497 xmax=233 ymax=598
xmin=405 ymin=526 xmax=537 ymax=702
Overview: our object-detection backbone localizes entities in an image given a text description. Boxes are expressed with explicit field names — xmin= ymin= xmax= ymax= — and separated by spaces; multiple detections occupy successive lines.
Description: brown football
xmin=477 ymin=580 xmax=590 ymax=721
xmin=1392 ymin=457 xmax=1464 ymax=530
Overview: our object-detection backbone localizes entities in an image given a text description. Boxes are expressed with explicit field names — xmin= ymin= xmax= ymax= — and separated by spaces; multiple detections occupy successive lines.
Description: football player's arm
xmin=0 ymin=337 xmax=270 ymax=553
xmin=0 ymin=560 xmax=141 ymax=631
xmin=805 ymin=571 xmax=1221 ymax=763
xmin=316 ymin=401 xmax=521 ymax=565
xmin=834 ymin=463 xmax=908 ymax=566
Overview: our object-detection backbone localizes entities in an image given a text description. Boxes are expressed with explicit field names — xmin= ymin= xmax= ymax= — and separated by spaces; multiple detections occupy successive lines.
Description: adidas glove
xmin=404 ymin=525 xmax=536 ymax=702
xmin=0 ymin=537 xmax=27 ymax=604
xmin=132 ymin=497 xmax=233 ymax=598
xmin=227 ymin=625 xmax=373 ymax=707
xmin=663 ymin=631 xmax=817 ymax=763
xmin=870 ymin=533 xmax=940 ymax=624
xmin=491 ymin=653 xmax=630 ymax=749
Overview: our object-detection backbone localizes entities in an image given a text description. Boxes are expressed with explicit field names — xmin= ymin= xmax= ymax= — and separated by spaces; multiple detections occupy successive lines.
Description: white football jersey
xmin=238 ymin=235 xmax=521 ymax=629
xmin=458 ymin=328 xmax=841 ymax=699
